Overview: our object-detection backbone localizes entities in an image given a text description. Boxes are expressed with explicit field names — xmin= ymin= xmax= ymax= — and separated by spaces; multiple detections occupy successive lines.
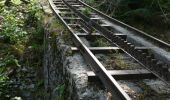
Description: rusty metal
xmin=78 ymin=0 xmax=170 ymax=50
xmin=71 ymin=47 xmax=150 ymax=54
xmin=49 ymin=0 xmax=170 ymax=99
xmin=49 ymin=0 xmax=131 ymax=99
xmin=62 ymin=0 xmax=170 ymax=85
xmin=87 ymin=69 xmax=156 ymax=81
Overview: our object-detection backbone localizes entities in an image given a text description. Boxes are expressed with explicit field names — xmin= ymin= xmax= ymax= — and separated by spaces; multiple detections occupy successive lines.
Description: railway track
xmin=48 ymin=0 xmax=170 ymax=99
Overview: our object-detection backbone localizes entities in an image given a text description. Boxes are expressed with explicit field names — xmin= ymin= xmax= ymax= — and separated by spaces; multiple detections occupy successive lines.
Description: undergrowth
xmin=0 ymin=0 xmax=44 ymax=99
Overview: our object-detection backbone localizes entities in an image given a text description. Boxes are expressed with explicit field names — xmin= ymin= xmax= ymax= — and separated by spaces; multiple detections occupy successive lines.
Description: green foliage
xmin=55 ymin=84 xmax=65 ymax=100
xmin=85 ymin=0 xmax=94 ymax=5
xmin=24 ymin=0 xmax=42 ymax=27
xmin=0 ymin=55 xmax=20 ymax=71
xmin=0 ymin=4 xmax=27 ymax=44
xmin=0 ymin=0 xmax=44 ymax=98
xmin=11 ymin=0 xmax=21 ymax=5
xmin=0 ymin=75 xmax=11 ymax=98
xmin=82 ymin=7 xmax=92 ymax=17
xmin=91 ymin=38 xmax=110 ymax=47
xmin=0 ymin=0 xmax=5 ymax=7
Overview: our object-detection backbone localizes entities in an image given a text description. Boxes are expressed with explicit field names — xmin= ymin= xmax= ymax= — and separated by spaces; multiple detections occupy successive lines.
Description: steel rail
xmin=78 ymin=0 xmax=170 ymax=50
xmin=49 ymin=0 xmax=170 ymax=99
xmin=49 ymin=0 xmax=131 ymax=99
xmin=62 ymin=0 xmax=170 ymax=85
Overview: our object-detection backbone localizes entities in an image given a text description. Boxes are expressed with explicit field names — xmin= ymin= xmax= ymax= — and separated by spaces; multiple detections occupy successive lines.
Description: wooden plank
xmin=71 ymin=47 xmax=121 ymax=53
xmin=71 ymin=46 xmax=150 ymax=53
xmin=87 ymin=69 xmax=156 ymax=82
xmin=90 ymin=18 xmax=104 ymax=20
xmin=76 ymin=33 xmax=127 ymax=40
xmin=62 ymin=17 xmax=80 ymax=19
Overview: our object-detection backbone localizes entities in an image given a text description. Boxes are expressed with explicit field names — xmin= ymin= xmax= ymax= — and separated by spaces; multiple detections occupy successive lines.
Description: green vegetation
xmin=55 ymin=84 xmax=65 ymax=100
xmin=112 ymin=54 xmax=134 ymax=69
xmin=91 ymin=37 xmax=110 ymax=47
xmin=0 ymin=0 xmax=44 ymax=99
xmin=46 ymin=17 xmax=73 ymax=46
xmin=84 ymin=0 xmax=170 ymax=43
xmin=105 ymin=53 xmax=139 ymax=70
xmin=82 ymin=7 xmax=92 ymax=17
